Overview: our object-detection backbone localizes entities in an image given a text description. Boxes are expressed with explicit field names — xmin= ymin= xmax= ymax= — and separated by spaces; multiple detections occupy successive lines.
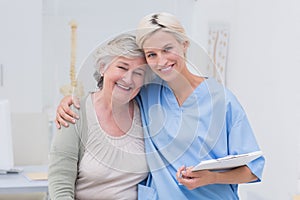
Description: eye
xmin=134 ymin=72 xmax=143 ymax=76
xmin=134 ymin=70 xmax=145 ymax=76
xmin=146 ymin=53 xmax=156 ymax=58
xmin=117 ymin=66 xmax=127 ymax=70
xmin=163 ymin=46 xmax=172 ymax=52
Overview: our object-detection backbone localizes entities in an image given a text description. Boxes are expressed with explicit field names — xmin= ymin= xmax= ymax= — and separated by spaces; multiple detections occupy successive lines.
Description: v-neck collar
xmin=161 ymin=78 xmax=209 ymax=109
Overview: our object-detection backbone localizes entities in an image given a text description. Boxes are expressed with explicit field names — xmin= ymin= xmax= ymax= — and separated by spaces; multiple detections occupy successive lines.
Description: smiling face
xmin=143 ymin=30 xmax=188 ymax=82
xmin=101 ymin=56 xmax=147 ymax=104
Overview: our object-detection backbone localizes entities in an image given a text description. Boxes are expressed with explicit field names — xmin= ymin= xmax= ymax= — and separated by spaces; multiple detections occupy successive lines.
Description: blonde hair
xmin=136 ymin=12 xmax=189 ymax=49
xmin=93 ymin=33 xmax=145 ymax=88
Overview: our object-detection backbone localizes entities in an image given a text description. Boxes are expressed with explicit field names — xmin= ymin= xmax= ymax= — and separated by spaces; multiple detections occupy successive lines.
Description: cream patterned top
xmin=49 ymin=94 xmax=148 ymax=200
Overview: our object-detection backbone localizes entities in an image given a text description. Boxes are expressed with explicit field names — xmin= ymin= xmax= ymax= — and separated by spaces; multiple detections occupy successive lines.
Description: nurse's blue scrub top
xmin=136 ymin=77 xmax=265 ymax=200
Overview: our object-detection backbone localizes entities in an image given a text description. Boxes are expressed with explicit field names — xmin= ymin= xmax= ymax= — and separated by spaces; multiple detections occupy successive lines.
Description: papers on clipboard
xmin=192 ymin=151 xmax=263 ymax=172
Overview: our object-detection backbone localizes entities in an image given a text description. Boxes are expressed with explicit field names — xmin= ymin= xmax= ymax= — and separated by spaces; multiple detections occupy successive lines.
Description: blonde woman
xmin=56 ymin=13 xmax=265 ymax=200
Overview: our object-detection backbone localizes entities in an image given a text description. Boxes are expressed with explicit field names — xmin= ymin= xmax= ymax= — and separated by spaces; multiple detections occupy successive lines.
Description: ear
xmin=99 ymin=63 xmax=106 ymax=76
xmin=182 ymin=40 xmax=189 ymax=50
xmin=182 ymin=40 xmax=189 ymax=56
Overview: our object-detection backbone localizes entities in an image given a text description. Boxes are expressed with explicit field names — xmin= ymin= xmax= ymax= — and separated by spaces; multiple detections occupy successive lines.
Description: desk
xmin=0 ymin=165 xmax=48 ymax=194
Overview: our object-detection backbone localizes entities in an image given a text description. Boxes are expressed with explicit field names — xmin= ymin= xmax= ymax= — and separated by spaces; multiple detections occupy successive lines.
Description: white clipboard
xmin=192 ymin=151 xmax=263 ymax=172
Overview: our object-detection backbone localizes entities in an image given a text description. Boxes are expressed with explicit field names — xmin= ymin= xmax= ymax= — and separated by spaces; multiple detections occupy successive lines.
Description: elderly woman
xmin=48 ymin=34 xmax=149 ymax=200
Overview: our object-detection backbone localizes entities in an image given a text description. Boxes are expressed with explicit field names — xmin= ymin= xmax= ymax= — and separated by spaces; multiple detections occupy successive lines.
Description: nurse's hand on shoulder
xmin=55 ymin=95 xmax=80 ymax=129
xmin=176 ymin=166 xmax=217 ymax=190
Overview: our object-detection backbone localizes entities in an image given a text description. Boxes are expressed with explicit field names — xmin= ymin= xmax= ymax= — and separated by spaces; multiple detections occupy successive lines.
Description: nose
xmin=157 ymin=54 xmax=167 ymax=67
xmin=122 ymin=71 xmax=133 ymax=84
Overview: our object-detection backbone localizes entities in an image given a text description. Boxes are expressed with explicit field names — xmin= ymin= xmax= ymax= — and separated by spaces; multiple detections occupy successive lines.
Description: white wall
xmin=193 ymin=0 xmax=300 ymax=199
xmin=0 ymin=0 xmax=42 ymax=112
